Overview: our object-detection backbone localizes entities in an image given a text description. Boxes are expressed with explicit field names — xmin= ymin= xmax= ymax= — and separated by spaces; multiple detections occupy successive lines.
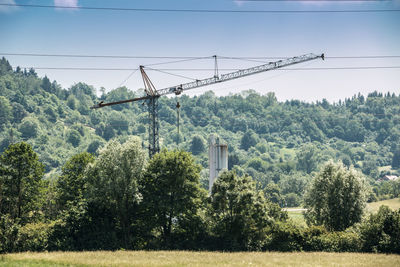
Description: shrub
xmin=16 ymin=222 xmax=55 ymax=252
xmin=360 ymin=206 xmax=400 ymax=253
xmin=0 ymin=215 xmax=20 ymax=253
xmin=308 ymin=231 xmax=362 ymax=252
xmin=266 ymin=222 xmax=304 ymax=251
xmin=67 ymin=129 xmax=81 ymax=147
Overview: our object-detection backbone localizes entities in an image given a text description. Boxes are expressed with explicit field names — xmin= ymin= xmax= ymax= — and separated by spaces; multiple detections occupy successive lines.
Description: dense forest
xmin=1 ymin=57 xmax=399 ymax=205
xmin=1 ymin=57 xmax=400 ymax=253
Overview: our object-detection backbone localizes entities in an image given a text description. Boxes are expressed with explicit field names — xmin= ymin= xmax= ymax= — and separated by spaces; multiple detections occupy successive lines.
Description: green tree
xmin=240 ymin=130 xmax=258 ymax=151
xmin=0 ymin=142 xmax=44 ymax=223
xmin=296 ymin=144 xmax=320 ymax=174
xmin=85 ymin=137 xmax=146 ymax=248
xmin=67 ymin=129 xmax=81 ymax=147
xmin=141 ymin=149 xmax=206 ymax=248
xmin=56 ymin=152 xmax=94 ymax=211
xmin=304 ymin=161 xmax=368 ymax=231
xmin=18 ymin=117 xmax=40 ymax=139
xmin=391 ymin=148 xmax=400 ymax=169
xmin=87 ymin=139 xmax=104 ymax=155
xmin=66 ymin=95 xmax=77 ymax=110
xmin=264 ymin=183 xmax=282 ymax=206
xmin=0 ymin=96 xmax=12 ymax=129
xmin=41 ymin=76 xmax=52 ymax=93
xmin=209 ymin=170 xmax=276 ymax=251
xmin=190 ymin=135 xmax=205 ymax=155
xmin=360 ymin=205 xmax=400 ymax=253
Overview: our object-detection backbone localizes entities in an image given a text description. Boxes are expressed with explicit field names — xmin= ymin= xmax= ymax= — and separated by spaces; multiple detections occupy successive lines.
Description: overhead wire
xmin=117 ymin=68 xmax=139 ymax=88
xmin=2 ymin=53 xmax=400 ymax=59
xmin=143 ymin=67 xmax=198 ymax=81
xmin=0 ymin=52 xmax=203 ymax=59
xmin=143 ymin=56 xmax=213 ymax=67
xmin=16 ymin=66 xmax=400 ymax=71
xmin=0 ymin=3 xmax=399 ymax=13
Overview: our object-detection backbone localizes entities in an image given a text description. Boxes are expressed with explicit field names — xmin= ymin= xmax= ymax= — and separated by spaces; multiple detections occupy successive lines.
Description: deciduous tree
xmin=304 ymin=161 xmax=368 ymax=231
xmin=141 ymin=149 xmax=206 ymax=248
xmin=0 ymin=142 xmax=44 ymax=223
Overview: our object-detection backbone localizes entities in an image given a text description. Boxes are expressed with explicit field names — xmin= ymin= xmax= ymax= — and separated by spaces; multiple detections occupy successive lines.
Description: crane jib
xmin=157 ymin=53 xmax=323 ymax=96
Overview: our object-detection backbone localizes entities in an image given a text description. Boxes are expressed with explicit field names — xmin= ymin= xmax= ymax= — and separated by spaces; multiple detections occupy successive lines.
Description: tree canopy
xmin=304 ymin=161 xmax=368 ymax=231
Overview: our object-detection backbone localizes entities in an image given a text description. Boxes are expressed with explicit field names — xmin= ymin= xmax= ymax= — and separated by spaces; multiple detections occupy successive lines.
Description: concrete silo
xmin=209 ymin=135 xmax=228 ymax=192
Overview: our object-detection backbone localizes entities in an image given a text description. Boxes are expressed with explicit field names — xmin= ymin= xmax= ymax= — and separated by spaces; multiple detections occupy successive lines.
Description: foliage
xmin=208 ymin=170 xmax=280 ymax=251
xmin=359 ymin=205 xmax=400 ymax=253
xmin=0 ymin=142 xmax=44 ymax=224
xmin=56 ymin=152 xmax=94 ymax=211
xmin=240 ymin=130 xmax=259 ymax=151
xmin=0 ymin=96 xmax=12 ymax=128
xmin=304 ymin=161 xmax=368 ymax=231
xmin=85 ymin=137 xmax=146 ymax=249
xmin=307 ymin=231 xmax=362 ymax=252
xmin=141 ymin=149 xmax=207 ymax=249
xmin=296 ymin=144 xmax=320 ymax=174
xmin=66 ymin=129 xmax=81 ymax=147
xmin=2 ymin=58 xmax=400 ymax=252
xmin=18 ymin=117 xmax=40 ymax=139
xmin=16 ymin=221 xmax=55 ymax=252
xmin=0 ymin=214 xmax=20 ymax=253
xmin=265 ymin=221 xmax=304 ymax=251
xmin=190 ymin=135 xmax=206 ymax=155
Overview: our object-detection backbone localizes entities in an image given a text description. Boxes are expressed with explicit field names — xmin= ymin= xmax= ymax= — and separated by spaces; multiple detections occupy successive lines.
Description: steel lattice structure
xmin=91 ymin=53 xmax=324 ymax=157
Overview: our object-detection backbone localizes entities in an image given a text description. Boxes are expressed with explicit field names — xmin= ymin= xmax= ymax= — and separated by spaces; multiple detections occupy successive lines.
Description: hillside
xmin=1 ymin=57 xmax=400 ymax=204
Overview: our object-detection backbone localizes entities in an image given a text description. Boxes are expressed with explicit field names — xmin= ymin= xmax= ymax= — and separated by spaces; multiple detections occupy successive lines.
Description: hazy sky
xmin=1 ymin=0 xmax=399 ymax=102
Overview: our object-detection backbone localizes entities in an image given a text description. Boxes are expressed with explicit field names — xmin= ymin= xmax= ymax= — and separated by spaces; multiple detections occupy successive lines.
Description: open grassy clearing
xmin=367 ymin=198 xmax=400 ymax=213
xmin=1 ymin=251 xmax=399 ymax=267
xmin=285 ymin=208 xmax=307 ymax=227
xmin=285 ymin=198 xmax=400 ymax=226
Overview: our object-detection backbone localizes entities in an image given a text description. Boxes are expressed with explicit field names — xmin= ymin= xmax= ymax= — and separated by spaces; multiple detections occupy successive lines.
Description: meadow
xmin=1 ymin=251 xmax=400 ymax=267
xmin=285 ymin=198 xmax=400 ymax=225
xmin=367 ymin=198 xmax=400 ymax=213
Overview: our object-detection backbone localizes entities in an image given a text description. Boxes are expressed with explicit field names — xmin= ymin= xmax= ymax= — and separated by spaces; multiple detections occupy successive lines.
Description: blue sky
xmin=1 ymin=0 xmax=399 ymax=102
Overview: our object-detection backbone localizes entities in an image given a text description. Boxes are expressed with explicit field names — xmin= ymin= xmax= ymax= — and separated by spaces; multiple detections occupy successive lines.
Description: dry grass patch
xmin=2 ymin=251 xmax=400 ymax=267
xmin=367 ymin=198 xmax=400 ymax=213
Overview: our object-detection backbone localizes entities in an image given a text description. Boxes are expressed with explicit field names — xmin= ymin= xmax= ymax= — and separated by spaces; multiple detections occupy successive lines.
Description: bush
xmin=266 ymin=222 xmax=304 ymax=251
xmin=67 ymin=129 xmax=81 ymax=147
xmin=16 ymin=222 xmax=55 ymax=252
xmin=308 ymin=231 xmax=362 ymax=252
xmin=18 ymin=117 xmax=40 ymax=138
xmin=360 ymin=206 xmax=400 ymax=253
xmin=0 ymin=215 xmax=20 ymax=253
xmin=283 ymin=193 xmax=301 ymax=207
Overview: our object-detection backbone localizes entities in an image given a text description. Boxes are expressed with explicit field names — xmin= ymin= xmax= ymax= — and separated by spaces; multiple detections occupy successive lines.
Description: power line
xmin=16 ymin=66 xmax=400 ymax=71
xmin=2 ymin=53 xmax=400 ymax=59
xmin=0 ymin=52 xmax=201 ymax=59
xmin=144 ymin=67 xmax=198 ymax=81
xmin=236 ymin=0 xmax=386 ymax=1
xmin=117 ymin=68 xmax=139 ymax=88
xmin=0 ymin=3 xmax=399 ymax=13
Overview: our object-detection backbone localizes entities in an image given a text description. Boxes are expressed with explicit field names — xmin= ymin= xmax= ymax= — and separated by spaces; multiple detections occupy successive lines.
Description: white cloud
xmin=0 ymin=0 xmax=18 ymax=13
xmin=233 ymin=1 xmax=245 ymax=7
xmin=54 ymin=0 xmax=79 ymax=8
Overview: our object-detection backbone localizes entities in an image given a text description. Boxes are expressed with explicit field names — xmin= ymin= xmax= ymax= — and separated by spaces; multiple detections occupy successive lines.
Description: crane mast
xmin=91 ymin=53 xmax=324 ymax=157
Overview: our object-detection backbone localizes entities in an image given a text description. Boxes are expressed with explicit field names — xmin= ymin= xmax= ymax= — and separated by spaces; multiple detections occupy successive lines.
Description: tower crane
xmin=91 ymin=53 xmax=324 ymax=157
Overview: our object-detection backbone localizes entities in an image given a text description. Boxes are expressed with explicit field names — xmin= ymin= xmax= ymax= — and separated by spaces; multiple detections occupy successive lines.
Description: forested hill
xmin=1 ymin=57 xmax=399 ymax=203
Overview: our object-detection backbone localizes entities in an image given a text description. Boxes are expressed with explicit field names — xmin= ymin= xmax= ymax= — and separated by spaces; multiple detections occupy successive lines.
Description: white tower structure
xmin=209 ymin=135 xmax=228 ymax=192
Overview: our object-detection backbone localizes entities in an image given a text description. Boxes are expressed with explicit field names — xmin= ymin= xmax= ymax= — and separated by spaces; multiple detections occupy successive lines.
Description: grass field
xmin=285 ymin=208 xmax=307 ymax=227
xmin=285 ymin=198 xmax=400 ymax=226
xmin=1 ymin=251 xmax=400 ymax=267
xmin=367 ymin=198 xmax=400 ymax=213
